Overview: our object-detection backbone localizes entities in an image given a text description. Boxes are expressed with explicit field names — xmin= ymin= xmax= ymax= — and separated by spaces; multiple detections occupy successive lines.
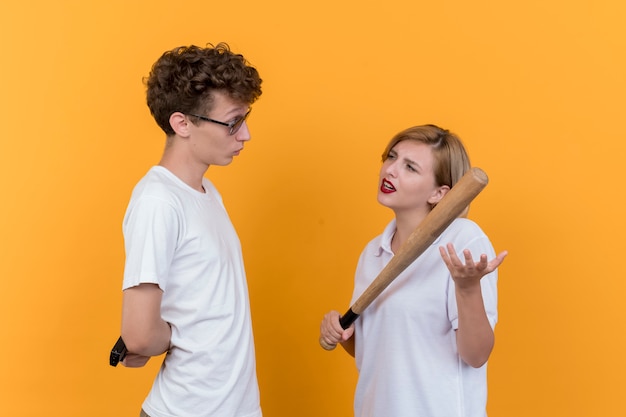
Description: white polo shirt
xmin=351 ymin=218 xmax=498 ymax=417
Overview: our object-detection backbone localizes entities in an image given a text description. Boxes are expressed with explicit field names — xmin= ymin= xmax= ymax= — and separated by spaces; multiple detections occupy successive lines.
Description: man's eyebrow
xmin=220 ymin=105 xmax=248 ymax=118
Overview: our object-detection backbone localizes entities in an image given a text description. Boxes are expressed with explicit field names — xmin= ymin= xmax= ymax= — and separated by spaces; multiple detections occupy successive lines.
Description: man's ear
xmin=169 ymin=112 xmax=191 ymax=138
xmin=427 ymin=185 xmax=450 ymax=206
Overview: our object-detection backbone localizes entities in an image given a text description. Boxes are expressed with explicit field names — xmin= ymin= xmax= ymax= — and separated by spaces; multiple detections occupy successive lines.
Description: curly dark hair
xmin=145 ymin=43 xmax=263 ymax=135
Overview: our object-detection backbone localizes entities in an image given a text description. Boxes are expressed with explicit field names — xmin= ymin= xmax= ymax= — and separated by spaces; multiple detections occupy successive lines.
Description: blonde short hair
xmin=381 ymin=124 xmax=472 ymax=214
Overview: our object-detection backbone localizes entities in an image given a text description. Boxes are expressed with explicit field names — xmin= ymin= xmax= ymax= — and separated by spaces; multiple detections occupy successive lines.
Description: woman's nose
xmin=384 ymin=160 xmax=398 ymax=177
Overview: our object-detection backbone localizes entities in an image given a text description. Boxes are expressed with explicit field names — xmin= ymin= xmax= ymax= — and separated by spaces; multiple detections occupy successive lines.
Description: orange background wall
xmin=1 ymin=1 xmax=624 ymax=416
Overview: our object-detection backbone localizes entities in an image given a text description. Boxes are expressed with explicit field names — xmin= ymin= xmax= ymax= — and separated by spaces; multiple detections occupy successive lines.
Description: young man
xmin=120 ymin=43 xmax=263 ymax=417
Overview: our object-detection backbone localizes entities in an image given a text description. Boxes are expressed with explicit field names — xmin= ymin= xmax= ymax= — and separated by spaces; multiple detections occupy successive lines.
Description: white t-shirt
xmin=351 ymin=218 xmax=498 ymax=417
xmin=122 ymin=166 xmax=262 ymax=417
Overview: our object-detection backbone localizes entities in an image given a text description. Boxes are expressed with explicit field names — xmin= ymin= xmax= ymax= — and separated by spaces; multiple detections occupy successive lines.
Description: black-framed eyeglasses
xmin=186 ymin=109 xmax=252 ymax=136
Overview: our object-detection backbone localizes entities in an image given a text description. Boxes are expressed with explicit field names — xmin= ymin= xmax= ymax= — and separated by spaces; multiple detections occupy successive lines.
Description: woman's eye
xmin=406 ymin=164 xmax=417 ymax=172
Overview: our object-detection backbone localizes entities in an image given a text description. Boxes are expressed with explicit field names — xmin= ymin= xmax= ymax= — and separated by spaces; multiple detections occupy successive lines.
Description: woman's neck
xmin=391 ymin=209 xmax=430 ymax=253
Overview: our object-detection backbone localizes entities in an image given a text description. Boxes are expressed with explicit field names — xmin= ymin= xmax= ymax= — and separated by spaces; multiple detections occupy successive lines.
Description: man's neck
xmin=159 ymin=146 xmax=209 ymax=193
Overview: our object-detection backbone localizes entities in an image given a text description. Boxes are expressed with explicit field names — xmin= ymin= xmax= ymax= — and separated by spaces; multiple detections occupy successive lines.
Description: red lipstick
xmin=380 ymin=179 xmax=396 ymax=194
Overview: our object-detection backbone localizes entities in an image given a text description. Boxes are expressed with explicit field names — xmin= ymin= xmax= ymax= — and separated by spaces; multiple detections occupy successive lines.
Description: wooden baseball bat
xmin=320 ymin=167 xmax=489 ymax=350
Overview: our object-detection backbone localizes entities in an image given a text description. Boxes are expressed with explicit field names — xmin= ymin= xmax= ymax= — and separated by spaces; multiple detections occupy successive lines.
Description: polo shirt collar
xmin=377 ymin=219 xmax=397 ymax=257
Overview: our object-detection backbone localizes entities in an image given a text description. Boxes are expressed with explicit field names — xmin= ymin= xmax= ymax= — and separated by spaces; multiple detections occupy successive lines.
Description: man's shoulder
xmin=131 ymin=167 xmax=180 ymax=199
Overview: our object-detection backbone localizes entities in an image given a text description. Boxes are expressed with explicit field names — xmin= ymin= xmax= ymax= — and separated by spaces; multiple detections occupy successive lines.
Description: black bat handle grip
xmin=339 ymin=308 xmax=360 ymax=329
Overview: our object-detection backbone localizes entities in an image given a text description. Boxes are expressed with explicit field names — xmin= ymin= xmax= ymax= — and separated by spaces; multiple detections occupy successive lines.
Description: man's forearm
xmin=121 ymin=284 xmax=171 ymax=357
xmin=122 ymin=319 xmax=171 ymax=357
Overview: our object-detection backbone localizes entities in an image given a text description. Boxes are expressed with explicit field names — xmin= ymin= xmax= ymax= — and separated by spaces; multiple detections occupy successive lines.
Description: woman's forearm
xmin=455 ymin=286 xmax=494 ymax=368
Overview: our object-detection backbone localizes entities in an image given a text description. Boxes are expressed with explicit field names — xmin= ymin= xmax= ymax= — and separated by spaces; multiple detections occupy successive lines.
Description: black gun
xmin=109 ymin=336 xmax=127 ymax=367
